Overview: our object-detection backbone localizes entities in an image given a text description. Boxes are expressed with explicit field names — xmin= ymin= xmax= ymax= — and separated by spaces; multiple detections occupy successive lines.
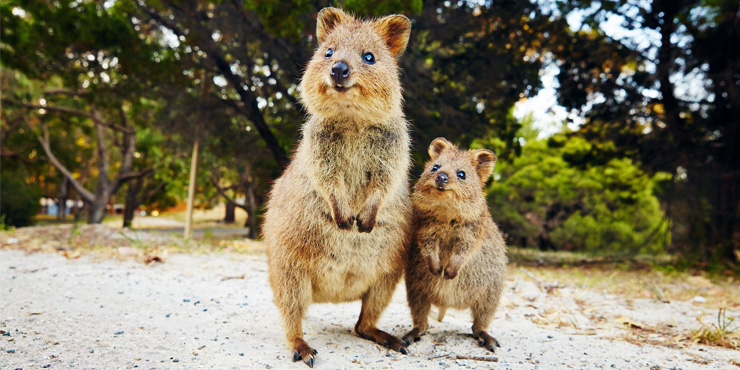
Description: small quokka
xmin=403 ymin=137 xmax=508 ymax=352
xmin=263 ymin=7 xmax=413 ymax=368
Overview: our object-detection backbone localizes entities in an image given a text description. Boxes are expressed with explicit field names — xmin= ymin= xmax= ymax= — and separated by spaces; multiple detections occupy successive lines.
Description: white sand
xmin=0 ymin=249 xmax=735 ymax=369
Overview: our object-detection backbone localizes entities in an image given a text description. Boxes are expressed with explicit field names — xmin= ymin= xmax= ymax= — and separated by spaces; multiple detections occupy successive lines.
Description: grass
xmin=690 ymin=308 xmax=739 ymax=350
xmin=508 ymin=247 xmax=740 ymax=310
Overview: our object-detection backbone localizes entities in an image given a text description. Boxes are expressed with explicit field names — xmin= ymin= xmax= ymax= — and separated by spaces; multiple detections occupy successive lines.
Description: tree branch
xmin=210 ymin=175 xmax=249 ymax=211
xmin=113 ymin=104 xmax=137 ymax=192
xmin=142 ymin=181 xmax=167 ymax=203
xmin=43 ymin=89 xmax=89 ymax=97
xmin=36 ymin=123 xmax=96 ymax=203
xmin=115 ymin=167 xmax=154 ymax=193
xmin=93 ymin=114 xmax=111 ymax=196
xmin=2 ymin=99 xmax=135 ymax=134
xmin=138 ymin=3 xmax=288 ymax=167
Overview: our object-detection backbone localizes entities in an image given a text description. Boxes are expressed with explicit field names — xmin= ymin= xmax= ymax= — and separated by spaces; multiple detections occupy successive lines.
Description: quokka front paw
xmin=425 ymin=254 xmax=442 ymax=276
xmin=334 ymin=213 xmax=355 ymax=230
xmin=356 ymin=202 xmax=379 ymax=233
xmin=329 ymin=194 xmax=355 ymax=230
xmin=444 ymin=255 xmax=464 ymax=279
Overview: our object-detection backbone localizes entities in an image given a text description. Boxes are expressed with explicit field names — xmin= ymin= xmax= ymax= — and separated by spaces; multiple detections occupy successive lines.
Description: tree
xmin=548 ymin=0 xmax=740 ymax=262
xmin=1 ymin=0 xmax=186 ymax=224
xmin=400 ymin=0 xmax=566 ymax=167
xmin=5 ymin=96 xmax=148 ymax=223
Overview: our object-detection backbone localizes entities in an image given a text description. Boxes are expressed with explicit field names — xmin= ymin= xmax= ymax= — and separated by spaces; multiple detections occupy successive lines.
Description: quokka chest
xmin=311 ymin=123 xmax=401 ymax=178
xmin=312 ymin=123 xmax=399 ymax=154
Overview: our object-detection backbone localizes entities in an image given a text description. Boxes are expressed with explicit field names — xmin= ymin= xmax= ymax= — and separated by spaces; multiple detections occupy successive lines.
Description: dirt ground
xmin=1 ymin=226 xmax=738 ymax=369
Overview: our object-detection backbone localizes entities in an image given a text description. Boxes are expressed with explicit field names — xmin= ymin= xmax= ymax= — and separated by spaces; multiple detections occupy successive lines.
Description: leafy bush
xmin=0 ymin=172 xmax=41 ymax=227
xmin=489 ymin=133 xmax=669 ymax=255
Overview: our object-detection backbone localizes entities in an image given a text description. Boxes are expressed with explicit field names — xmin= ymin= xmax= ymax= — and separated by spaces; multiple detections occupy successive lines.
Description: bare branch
xmin=142 ymin=181 xmax=167 ymax=202
xmin=3 ymin=99 xmax=135 ymax=133
xmin=114 ymin=167 xmax=154 ymax=194
xmin=210 ymin=175 xmax=248 ymax=211
xmin=94 ymin=118 xmax=111 ymax=194
xmin=113 ymin=105 xmax=137 ymax=191
xmin=36 ymin=123 xmax=96 ymax=203
xmin=43 ymin=89 xmax=89 ymax=97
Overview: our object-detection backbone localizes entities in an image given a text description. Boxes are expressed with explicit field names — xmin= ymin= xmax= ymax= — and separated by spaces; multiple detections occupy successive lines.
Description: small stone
xmin=172 ymin=358 xmax=179 ymax=363
xmin=115 ymin=331 xmax=124 ymax=335
xmin=43 ymin=365 xmax=51 ymax=369
xmin=89 ymin=349 xmax=95 ymax=353
xmin=239 ymin=353 xmax=245 ymax=356
xmin=166 ymin=313 xmax=171 ymax=318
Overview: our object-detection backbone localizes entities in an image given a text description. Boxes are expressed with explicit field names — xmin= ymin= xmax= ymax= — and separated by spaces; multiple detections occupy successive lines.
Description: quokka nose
xmin=436 ymin=172 xmax=449 ymax=186
xmin=331 ymin=61 xmax=350 ymax=85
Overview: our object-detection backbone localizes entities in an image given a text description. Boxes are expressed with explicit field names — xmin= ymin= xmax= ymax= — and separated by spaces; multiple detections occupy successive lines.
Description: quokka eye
xmin=431 ymin=164 xmax=440 ymax=172
xmin=362 ymin=52 xmax=375 ymax=64
xmin=457 ymin=171 xmax=466 ymax=180
xmin=325 ymin=48 xmax=334 ymax=58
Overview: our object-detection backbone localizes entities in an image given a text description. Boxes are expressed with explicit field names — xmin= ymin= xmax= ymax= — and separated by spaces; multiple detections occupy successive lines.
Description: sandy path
xmin=0 ymin=249 xmax=735 ymax=369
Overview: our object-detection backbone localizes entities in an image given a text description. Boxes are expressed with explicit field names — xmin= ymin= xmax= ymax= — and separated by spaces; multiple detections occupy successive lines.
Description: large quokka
xmin=263 ymin=7 xmax=413 ymax=367
xmin=403 ymin=137 xmax=508 ymax=353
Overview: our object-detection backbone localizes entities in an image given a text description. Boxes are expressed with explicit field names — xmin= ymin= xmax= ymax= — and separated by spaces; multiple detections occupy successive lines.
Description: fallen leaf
xmin=61 ymin=250 xmax=81 ymax=259
xmin=144 ymin=255 xmax=164 ymax=264
xmin=221 ymin=274 xmax=245 ymax=281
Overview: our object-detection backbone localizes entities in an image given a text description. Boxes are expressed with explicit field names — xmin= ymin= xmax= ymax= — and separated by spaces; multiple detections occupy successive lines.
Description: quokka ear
xmin=471 ymin=149 xmax=496 ymax=185
xmin=428 ymin=137 xmax=454 ymax=161
xmin=375 ymin=14 xmax=412 ymax=58
xmin=317 ymin=7 xmax=352 ymax=44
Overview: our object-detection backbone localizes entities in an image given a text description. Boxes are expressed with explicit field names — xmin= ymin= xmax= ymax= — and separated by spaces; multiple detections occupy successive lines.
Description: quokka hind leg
xmin=471 ymin=300 xmax=501 ymax=353
xmin=402 ymin=285 xmax=431 ymax=346
xmin=354 ymin=273 xmax=408 ymax=354
xmin=272 ymin=269 xmax=318 ymax=367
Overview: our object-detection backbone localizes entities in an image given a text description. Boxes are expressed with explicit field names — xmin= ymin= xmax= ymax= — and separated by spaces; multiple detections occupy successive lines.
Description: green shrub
xmin=489 ymin=134 xmax=669 ymax=255
xmin=0 ymin=173 xmax=41 ymax=227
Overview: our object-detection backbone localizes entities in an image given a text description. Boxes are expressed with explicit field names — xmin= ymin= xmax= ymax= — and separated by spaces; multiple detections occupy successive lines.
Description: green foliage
xmin=489 ymin=125 xmax=669 ymax=255
xmin=0 ymin=170 xmax=41 ymax=227
xmin=548 ymin=0 xmax=740 ymax=262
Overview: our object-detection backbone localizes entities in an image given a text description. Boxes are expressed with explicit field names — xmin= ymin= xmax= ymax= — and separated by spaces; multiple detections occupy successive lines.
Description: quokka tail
xmin=437 ymin=306 xmax=447 ymax=322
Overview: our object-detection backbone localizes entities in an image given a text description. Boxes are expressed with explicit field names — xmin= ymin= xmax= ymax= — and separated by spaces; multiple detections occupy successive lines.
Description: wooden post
xmin=184 ymin=70 xmax=207 ymax=239
xmin=184 ymin=137 xmax=199 ymax=239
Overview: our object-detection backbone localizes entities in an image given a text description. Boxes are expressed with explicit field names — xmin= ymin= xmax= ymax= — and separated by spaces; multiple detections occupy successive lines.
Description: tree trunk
xmin=87 ymin=198 xmax=108 ymax=224
xmin=123 ymin=177 xmax=143 ymax=228
xmin=57 ymin=177 xmax=69 ymax=220
xmin=224 ymin=201 xmax=235 ymax=224
xmin=245 ymin=184 xmax=258 ymax=239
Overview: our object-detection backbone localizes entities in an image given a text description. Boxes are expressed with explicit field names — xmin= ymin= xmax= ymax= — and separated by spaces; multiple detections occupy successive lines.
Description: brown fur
xmin=402 ymin=138 xmax=508 ymax=353
xmin=263 ymin=7 xmax=413 ymax=367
